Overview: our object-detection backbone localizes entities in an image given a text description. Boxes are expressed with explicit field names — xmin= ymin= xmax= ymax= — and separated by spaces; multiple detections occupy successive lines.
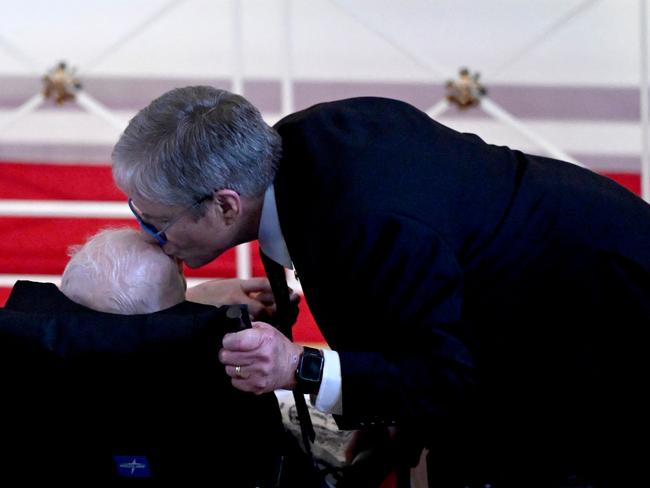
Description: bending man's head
xmin=111 ymin=86 xmax=281 ymax=208
xmin=60 ymin=227 xmax=186 ymax=314
xmin=112 ymin=86 xmax=280 ymax=268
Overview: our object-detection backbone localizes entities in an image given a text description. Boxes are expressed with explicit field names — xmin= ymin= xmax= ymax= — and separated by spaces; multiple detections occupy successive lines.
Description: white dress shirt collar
xmin=258 ymin=184 xmax=293 ymax=269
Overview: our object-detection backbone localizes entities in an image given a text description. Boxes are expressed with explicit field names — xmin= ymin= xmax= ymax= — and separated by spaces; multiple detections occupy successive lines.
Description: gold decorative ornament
xmin=445 ymin=67 xmax=487 ymax=109
xmin=42 ymin=61 xmax=82 ymax=105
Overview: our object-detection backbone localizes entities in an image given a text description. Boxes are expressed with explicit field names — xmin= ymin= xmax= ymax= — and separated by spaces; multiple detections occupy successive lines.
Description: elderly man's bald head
xmin=60 ymin=227 xmax=186 ymax=314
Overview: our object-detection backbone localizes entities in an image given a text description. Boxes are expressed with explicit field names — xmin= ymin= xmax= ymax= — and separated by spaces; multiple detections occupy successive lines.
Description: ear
xmin=214 ymin=189 xmax=242 ymax=225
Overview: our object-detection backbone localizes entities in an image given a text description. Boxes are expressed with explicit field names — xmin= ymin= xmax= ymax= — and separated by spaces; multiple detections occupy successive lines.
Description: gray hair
xmin=112 ymin=86 xmax=282 ymax=207
xmin=60 ymin=227 xmax=186 ymax=314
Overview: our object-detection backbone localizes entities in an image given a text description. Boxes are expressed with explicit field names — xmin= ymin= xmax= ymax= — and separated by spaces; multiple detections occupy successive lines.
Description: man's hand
xmin=219 ymin=322 xmax=303 ymax=394
xmin=344 ymin=426 xmax=399 ymax=464
xmin=186 ymin=277 xmax=300 ymax=320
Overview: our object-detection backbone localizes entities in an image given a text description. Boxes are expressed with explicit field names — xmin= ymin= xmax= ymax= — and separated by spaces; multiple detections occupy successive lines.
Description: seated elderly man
xmin=0 ymin=227 xmax=309 ymax=486
xmin=59 ymin=226 xmax=287 ymax=318
xmin=59 ymin=228 xmax=397 ymax=487
xmin=60 ymin=227 xmax=186 ymax=314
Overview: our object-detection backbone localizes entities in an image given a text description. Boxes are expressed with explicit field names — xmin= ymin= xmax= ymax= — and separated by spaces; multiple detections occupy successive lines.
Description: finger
xmin=255 ymin=291 xmax=276 ymax=305
xmin=251 ymin=321 xmax=276 ymax=331
xmin=345 ymin=432 xmax=362 ymax=463
xmin=246 ymin=305 xmax=276 ymax=323
xmin=218 ymin=347 xmax=255 ymax=367
xmin=241 ymin=297 xmax=265 ymax=318
xmin=230 ymin=377 xmax=258 ymax=394
xmin=240 ymin=277 xmax=272 ymax=294
xmin=222 ymin=327 xmax=267 ymax=351
xmin=225 ymin=364 xmax=251 ymax=380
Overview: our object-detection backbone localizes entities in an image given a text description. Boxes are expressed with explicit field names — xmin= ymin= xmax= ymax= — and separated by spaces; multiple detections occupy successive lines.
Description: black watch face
xmin=301 ymin=354 xmax=322 ymax=382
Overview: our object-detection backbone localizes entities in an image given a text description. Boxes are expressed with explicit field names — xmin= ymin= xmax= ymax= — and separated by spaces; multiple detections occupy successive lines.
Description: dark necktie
xmin=259 ymin=251 xmax=298 ymax=337
xmin=259 ymin=252 xmax=317 ymax=455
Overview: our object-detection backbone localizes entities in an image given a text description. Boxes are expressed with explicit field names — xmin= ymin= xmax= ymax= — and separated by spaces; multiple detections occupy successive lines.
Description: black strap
xmin=259 ymin=252 xmax=320 ymax=471
xmin=259 ymin=252 xmax=299 ymax=336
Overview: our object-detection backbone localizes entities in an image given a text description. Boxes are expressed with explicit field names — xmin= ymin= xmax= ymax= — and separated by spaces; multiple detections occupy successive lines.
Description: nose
xmin=139 ymin=229 xmax=160 ymax=245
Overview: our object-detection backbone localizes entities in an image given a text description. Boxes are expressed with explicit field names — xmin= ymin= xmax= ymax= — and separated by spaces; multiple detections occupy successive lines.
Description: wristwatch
xmin=295 ymin=346 xmax=324 ymax=394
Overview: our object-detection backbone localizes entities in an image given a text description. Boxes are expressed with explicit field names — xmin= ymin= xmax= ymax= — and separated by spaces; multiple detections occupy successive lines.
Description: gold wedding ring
xmin=235 ymin=365 xmax=242 ymax=378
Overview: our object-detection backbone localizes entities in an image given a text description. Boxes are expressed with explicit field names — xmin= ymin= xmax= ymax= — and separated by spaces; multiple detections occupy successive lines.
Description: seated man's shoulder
xmin=5 ymin=280 xmax=83 ymax=312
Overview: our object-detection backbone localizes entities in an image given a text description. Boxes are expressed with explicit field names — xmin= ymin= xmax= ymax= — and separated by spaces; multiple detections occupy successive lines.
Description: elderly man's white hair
xmin=60 ymin=227 xmax=186 ymax=314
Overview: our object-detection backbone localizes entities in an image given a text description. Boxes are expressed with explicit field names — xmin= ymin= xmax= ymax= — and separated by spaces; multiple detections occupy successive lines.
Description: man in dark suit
xmin=112 ymin=86 xmax=650 ymax=487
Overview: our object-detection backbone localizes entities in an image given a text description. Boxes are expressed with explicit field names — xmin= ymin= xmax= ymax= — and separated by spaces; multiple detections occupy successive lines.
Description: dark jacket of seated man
xmin=0 ymin=229 xmax=297 ymax=487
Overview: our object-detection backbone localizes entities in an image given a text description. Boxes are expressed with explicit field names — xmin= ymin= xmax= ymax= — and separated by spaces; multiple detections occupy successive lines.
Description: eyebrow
xmin=139 ymin=208 xmax=171 ymax=221
xmin=140 ymin=212 xmax=165 ymax=221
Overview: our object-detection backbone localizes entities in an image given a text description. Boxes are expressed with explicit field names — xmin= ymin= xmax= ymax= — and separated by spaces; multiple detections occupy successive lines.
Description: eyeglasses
xmin=128 ymin=195 xmax=212 ymax=246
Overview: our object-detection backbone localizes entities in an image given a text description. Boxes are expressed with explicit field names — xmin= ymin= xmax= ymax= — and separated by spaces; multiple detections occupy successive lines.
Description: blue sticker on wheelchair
xmin=114 ymin=455 xmax=152 ymax=477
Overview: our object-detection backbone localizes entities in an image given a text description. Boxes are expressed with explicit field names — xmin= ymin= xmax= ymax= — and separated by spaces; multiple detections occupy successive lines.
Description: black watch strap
xmin=295 ymin=347 xmax=324 ymax=395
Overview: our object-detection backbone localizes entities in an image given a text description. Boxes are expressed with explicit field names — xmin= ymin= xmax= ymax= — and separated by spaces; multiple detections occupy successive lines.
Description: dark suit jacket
xmin=0 ymin=281 xmax=285 ymax=486
xmin=273 ymin=97 xmax=650 ymax=486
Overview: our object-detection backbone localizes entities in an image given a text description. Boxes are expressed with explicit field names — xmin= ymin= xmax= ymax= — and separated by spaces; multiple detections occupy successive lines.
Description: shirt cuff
xmin=312 ymin=348 xmax=342 ymax=415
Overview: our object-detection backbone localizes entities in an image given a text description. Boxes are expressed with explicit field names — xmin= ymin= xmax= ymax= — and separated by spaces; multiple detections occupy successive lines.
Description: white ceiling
xmin=0 ymin=0 xmax=643 ymax=84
